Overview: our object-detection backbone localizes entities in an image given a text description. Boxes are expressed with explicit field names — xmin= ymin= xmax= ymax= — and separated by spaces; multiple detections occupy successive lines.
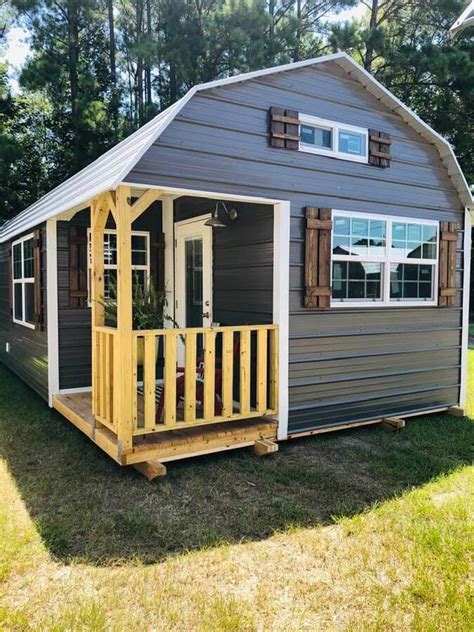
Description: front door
xmin=175 ymin=215 xmax=213 ymax=330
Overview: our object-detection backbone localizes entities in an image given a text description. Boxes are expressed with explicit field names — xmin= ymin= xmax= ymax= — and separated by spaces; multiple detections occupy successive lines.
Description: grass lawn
xmin=0 ymin=358 xmax=473 ymax=631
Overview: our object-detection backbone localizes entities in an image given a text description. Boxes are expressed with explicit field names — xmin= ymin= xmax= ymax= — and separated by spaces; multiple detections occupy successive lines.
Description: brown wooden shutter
xmin=304 ymin=207 xmax=332 ymax=308
xmin=369 ymin=129 xmax=391 ymax=167
xmin=438 ymin=221 xmax=458 ymax=306
xmin=150 ymin=232 xmax=165 ymax=292
xmin=69 ymin=225 xmax=89 ymax=307
xmin=269 ymin=107 xmax=300 ymax=150
xmin=33 ymin=229 xmax=44 ymax=331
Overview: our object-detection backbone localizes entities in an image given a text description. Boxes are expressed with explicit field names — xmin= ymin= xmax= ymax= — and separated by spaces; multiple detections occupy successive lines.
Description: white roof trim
xmin=450 ymin=1 xmax=474 ymax=36
xmin=1 ymin=51 xmax=472 ymax=242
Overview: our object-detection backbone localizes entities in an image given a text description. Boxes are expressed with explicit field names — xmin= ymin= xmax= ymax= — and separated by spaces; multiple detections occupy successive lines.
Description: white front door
xmin=175 ymin=215 xmax=213 ymax=330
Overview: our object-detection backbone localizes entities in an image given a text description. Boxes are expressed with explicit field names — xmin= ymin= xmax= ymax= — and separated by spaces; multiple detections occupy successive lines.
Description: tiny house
xmin=0 ymin=52 xmax=472 ymax=477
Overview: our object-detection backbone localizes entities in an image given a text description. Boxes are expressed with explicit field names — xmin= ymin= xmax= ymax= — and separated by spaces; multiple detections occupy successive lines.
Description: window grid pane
xmin=333 ymin=215 xmax=386 ymax=257
xmin=333 ymin=261 xmax=382 ymax=301
xmin=391 ymin=222 xmax=437 ymax=260
xmin=390 ymin=263 xmax=434 ymax=301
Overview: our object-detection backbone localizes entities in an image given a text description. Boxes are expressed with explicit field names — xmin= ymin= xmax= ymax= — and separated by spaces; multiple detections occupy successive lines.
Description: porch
xmin=51 ymin=185 xmax=286 ymax=470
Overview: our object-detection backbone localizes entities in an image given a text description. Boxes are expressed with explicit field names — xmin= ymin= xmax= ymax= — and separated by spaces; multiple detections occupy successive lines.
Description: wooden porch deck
xmin=53 ymin=392 xmax=278 ymax=467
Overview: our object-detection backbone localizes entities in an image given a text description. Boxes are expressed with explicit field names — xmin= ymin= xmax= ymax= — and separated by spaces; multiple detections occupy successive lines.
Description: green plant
xmin=99 ymin=275 xmax=171 ymax=331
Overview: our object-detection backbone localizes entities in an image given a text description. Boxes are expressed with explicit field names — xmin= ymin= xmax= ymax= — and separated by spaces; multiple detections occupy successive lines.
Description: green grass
xmin=0 ymin=359 xmax=473 ymax=630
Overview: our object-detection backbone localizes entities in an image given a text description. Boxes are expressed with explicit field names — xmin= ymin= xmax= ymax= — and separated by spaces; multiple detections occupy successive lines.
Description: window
xmin=299 ymin=114 xmax=368 ymax=163
xmin=331 ymin=211 xmax=438 ymax=307
xmin=87 ymin=229 xmax=150 ymax=303
xmin=12 ymin=233 xmax=36 ymax=328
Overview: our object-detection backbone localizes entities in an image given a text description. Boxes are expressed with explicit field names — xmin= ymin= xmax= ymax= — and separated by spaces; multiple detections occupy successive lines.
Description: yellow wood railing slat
xmin=269 ymin=328 xmax=279 ymax=412
xmin=164 ymin=333 xmax=177 ymax=426
xmin=222 ymin=331 xmax=234 ymax=417
xmin=203 ymin=330 xmax=216 ymax=420
xmin=240 ymin=330 xmax=251 ymax=416
xmin=256 ymin=328 xmax=268 ymax=413
xmin=184 ymin=332 xmax=197 ymax=423
xmin=132 ymin=336 xmax=138 ymax=430
xmin=144 ymin=334 xmax=156 ymax=430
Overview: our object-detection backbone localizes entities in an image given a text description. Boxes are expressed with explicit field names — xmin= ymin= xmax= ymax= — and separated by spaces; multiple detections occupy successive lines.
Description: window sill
xmin=331 ymin=301 xmax=439 ymax=308
xmin=299 ymin=144 xmax=369 ymax=164
xmin=12 ymin=319 xmax=36 ymax=330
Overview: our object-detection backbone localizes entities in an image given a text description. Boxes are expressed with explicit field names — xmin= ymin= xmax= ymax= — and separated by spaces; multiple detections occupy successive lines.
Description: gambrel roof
xmin=1 ymin=51 xmax=472 ymax=242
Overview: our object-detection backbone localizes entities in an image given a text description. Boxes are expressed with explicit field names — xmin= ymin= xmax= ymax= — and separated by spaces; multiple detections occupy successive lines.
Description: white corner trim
xmin=46 ymin=219 xmax=60 ymax=406
xmin=460 ymin=208 xmax=471 ymax=409
xmin=273 ymin=201 xmax=290 ymax=440
xmin=162 ymin=197 xmax=175 ymax=325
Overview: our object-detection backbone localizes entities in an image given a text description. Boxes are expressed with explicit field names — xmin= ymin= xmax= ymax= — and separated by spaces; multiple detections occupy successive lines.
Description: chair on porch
xmin=154 ymin=334 xmax=242 ymax=423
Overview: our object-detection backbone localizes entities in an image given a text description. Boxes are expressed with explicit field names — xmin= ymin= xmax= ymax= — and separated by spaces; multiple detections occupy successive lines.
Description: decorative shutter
xmin=150 ymin=232 xmax=165 ymax=292
xmin=438 ymin=221 xmax=458 ymax=306
xmin=69 ymin=226 xmax=89 ymax=308
xmin=304 ymin=207 xmax=333 ymax=308
xmin=368 ymin=129 xmax=391 ymax=167
xmin=33 ymin=229 xmax=44 ymax=330
xmin=269 ymin=107 xmax=300 ymax=150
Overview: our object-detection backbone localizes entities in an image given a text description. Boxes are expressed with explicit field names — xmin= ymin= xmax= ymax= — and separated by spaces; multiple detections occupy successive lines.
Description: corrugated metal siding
xmin=125 ymin=60 xmax=465 ymax=434
xmin=0 ymin=226 xmax=49 ymax=401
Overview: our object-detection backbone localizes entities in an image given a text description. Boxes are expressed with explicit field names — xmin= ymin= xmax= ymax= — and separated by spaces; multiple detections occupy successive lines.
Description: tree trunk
xmin=145 ymin=0 xmax=152 ymax=108
xmin=365 ymin=0 xmax=379 ymax=73
xmin=294 ymin=0 xmax=302 ymax=62
xmin=136 ymin=0 xmax=144 ymax=123
xmin=67 ymin=0 xmax=80 ymax=166
xmin=107 ymin=0 xmax=119 ymax=125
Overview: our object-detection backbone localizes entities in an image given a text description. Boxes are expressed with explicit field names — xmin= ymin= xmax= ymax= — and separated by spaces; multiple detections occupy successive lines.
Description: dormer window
xmin=299 ymin=114 xmax=368 ymax=163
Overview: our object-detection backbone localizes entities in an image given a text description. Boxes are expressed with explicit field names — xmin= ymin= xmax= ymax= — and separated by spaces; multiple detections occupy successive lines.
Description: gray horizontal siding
xmin=125 ymin=60 xmax=465 ymax=434
xmin=0 ymin=226 xmax=49 ymax=401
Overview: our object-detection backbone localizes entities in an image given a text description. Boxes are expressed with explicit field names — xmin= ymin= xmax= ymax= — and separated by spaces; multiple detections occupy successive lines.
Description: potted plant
xmin=99 ymin=275 xmax=172 ymax=365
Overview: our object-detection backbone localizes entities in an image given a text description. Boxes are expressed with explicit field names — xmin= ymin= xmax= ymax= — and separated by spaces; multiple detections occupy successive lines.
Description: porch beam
xmin=90 ymin=197 xmax=108 ymax=417
xmin=130 ymin=188 xmax=163 ymax=223
xmin=115 ymin=185 xmax=134 ymax=455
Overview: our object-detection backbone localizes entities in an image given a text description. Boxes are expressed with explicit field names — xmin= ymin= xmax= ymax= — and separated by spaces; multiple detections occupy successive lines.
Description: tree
xmin=330 ymin=0 xmax=473 ymax=183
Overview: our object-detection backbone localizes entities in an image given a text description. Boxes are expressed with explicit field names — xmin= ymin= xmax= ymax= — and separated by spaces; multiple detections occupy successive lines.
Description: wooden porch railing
xmin=93 ymin=324 xmax=278 ymax=438
xmin=93 ymin=326 xmax=117 ymax=431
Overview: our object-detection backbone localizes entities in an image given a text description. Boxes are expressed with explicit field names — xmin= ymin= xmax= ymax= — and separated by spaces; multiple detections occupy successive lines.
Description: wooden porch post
xmin=114 ymin=185 xmax=134 ymax=455
xmin=91 ymin=197 xmax=108 ymax=417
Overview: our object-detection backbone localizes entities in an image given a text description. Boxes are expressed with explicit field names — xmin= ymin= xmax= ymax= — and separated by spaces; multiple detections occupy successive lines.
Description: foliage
xmin=0 ymin=0 xmax=472 ymax=223
xmin=329 ymin=0 xmax=474 ymax=183
xmin=99 ymin=277 xmax=169 ymax=330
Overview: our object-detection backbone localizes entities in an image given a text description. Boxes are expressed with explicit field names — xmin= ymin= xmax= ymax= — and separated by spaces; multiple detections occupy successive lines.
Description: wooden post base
xmin=382 ymin=417 xmax=406 ymax=431
xmin=253 ymin=438 xmax=279 ymax=456
xmin=133 ymin=460 xmax=167 ymax=480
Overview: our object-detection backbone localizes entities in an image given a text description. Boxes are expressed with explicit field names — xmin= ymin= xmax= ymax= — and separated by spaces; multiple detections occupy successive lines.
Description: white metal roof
xmin=450 ymin=1 xmax=474 ymax=36
xmin=1 ymin=51 xmax=472 ymax=242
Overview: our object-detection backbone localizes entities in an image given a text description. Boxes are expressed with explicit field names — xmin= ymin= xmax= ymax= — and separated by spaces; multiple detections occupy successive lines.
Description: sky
xmin=0 ymin=3 xmax=367 ymax=92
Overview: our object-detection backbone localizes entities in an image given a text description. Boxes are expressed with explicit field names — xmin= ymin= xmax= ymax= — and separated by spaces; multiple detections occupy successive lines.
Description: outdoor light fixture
xmin=204 ymin=201 xmax=238 ymax=228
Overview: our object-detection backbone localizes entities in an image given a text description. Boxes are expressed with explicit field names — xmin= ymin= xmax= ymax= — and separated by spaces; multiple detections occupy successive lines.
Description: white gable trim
xmin=1 ymin=51 xmax=472 ymax=243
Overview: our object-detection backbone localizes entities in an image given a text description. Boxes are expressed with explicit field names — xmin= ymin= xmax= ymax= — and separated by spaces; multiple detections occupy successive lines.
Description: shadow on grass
xmin=0 ymin=364 xmax=473 ymax=565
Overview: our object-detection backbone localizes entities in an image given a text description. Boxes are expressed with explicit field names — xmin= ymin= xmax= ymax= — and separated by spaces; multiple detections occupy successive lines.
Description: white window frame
xmin=11 ymin=232 xmax=36 ymax=329
xmin=87 ymin=228 xmax=151 ymax=305
xmin=331 ymin=210 xmax=439 ymax=308
xmin=299 ymin=114 xmax=369 ymax=164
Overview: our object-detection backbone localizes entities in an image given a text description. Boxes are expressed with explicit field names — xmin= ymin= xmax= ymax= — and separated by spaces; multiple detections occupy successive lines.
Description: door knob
xmin=202 ymin=311 xmax=210 ymax=319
